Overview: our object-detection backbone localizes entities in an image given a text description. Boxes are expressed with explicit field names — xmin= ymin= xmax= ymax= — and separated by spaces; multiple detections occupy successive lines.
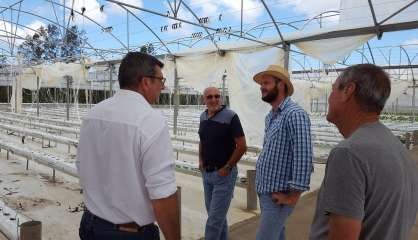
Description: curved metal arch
xmin=354 ymin=49 xmax=372 ymax=63
xmin=153 ymin=41 xmax=193 ymax=53
xmin=164 ymin=36 xmax=196 ymax=47
xmin=0 ymin=6 xmax=108 ymax=62
xmin=300 ymin=10 xmax=340 ymax=31
xmin=366 ymin=42 xmax=376 ymax=64
xmin=188 ymin=30 xmax=243 ymax=48
xmin=111 ymin=2 xmax=173 ymax=55
xmin=290 ymin=56 xmax=312 ymax=83
xmin=104 ymin=0 xmax=279 ymax=50
xmin=43 ymin=0 xmax=128 ymax=51
xmin=260 ymin=0 xmax=285 ymax=45
xmin=178 ymin=1 xmax=220 ymax=53
xmin=154 ymin=40 xmax=193 ymax=51
xmin=400 ymin=46 xmax=416 ymax=81
xmin=243 ymin=21 xmax=299 ymax=39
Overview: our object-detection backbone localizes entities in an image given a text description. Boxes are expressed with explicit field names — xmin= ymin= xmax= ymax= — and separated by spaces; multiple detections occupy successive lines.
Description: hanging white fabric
xmin=294 ymin=34 xmax=375 ymax=64
xmin=173 ymin=46 xmax=286 ymax=145
xmin=20 ymin=62 xmax=89 ymax=90
xmin=225 ymin=47 xmax=286 ymax=145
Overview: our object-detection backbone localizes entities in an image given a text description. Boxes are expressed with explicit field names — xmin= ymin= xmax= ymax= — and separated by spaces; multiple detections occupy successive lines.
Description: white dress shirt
xmin=76 ymin=89 xmax=177 ymax=225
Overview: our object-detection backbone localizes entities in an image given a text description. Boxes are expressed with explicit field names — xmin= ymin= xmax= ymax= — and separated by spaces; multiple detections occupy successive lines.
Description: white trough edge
xmin=0 ymin=196 xmax=32 ymax=240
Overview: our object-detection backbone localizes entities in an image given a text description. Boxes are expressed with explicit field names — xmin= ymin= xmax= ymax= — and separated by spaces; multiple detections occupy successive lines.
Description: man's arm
xmin=141 ymin=120 xmax=179 ymax=240
xmin=328 ymin=214 xmax=361 ymax=240
xmin=289 ymin=111 xmax=313 ymax=191
xmin=218 ymin=113 xmax=247 ymax=176
xmin=228 ymin=136 xmax=247 ymax=166
xmin=218 ymin=136 xmax=247 ymax=176
xmin=315 ymin=148 xmax=366 ymax=240
xmin=151 ymin=192 xmax=180 ymax=240
xmin=273 ymin=111 xmax=312 ymax=205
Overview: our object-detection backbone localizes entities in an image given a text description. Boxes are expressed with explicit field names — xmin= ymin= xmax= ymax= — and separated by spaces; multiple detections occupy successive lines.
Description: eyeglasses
xmin=206 ymin=94 xmax=220 ymax=100
xmin=144 ymin=75 xmax=166 ymax=85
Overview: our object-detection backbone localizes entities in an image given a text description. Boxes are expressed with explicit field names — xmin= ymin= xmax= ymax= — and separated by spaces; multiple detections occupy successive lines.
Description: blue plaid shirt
xmin=256 ymin=97 xmax=313 ymax=194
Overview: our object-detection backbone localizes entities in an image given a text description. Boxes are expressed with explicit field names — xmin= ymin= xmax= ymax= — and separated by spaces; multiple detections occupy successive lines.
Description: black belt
xmin=84 ymin=209 xmax=154 ymax=233
xmin=204 ymin=165 xmax=222 ymax=172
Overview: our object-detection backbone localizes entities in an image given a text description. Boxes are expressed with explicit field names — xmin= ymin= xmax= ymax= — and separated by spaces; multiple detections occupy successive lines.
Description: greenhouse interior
xmin=0 ymin=0 xmax=417 ymax=239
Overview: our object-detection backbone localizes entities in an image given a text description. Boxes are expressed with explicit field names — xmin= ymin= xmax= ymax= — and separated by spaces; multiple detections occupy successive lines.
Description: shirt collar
xmin=271 ymin=97 xmax=291 ymax=115
xmin=115 ymin=89 xmax=147 ymax=103
xmin=205 ymin=105 xmax=226 ymax=119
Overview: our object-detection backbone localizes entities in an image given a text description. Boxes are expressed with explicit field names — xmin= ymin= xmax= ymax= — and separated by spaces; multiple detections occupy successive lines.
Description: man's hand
xmin=217 ymin=167 xmax=230 ymax=177
xmin=271 ymin=191 xmax=301 ymax=206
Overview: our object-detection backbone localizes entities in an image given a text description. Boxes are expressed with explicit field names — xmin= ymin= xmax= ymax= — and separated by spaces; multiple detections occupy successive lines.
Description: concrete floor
xmin=0 ymin=125 xmax=415 ymax=239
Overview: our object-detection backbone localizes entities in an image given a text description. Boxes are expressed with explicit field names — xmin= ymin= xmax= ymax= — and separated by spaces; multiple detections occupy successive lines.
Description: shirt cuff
xmin=288 ymin=181 xmax=310 ymax=192
xmin=147 ymin=180 xmax=177 ymax=200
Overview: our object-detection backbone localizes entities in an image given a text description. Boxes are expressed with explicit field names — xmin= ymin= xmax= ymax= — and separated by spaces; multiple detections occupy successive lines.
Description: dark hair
xmin=337 ymin=64 xmax=391 ymax=113
xmin=118 ymin=52 xmax=164 ymax=89
xmin=272 ymin=76 xmax=288 ymax=95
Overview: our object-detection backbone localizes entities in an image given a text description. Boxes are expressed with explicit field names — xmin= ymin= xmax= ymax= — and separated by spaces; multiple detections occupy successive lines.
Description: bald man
xmin=198 ymin=87 xmax=247 ymax=240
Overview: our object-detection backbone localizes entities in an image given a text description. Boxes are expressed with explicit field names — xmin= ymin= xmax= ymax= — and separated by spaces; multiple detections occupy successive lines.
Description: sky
xmin=0 ymin=0 xmax=417 ymax=66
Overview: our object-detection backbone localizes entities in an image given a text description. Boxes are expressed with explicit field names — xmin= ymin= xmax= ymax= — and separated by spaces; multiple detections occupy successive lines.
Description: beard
xmin=262 ymin=87 xmax=279 ymax=103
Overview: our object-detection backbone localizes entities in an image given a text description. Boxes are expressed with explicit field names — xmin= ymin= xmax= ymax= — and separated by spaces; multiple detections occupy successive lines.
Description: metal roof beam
xmin=260 ymin=0 xmax=286 ymax=46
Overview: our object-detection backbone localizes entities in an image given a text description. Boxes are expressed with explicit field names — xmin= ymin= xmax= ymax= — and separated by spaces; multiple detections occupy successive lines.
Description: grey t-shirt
xmin=310 ymin=121 xmax=418 ymax=240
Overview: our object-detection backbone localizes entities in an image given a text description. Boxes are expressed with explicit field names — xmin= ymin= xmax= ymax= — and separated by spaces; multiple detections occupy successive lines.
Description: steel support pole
xmin=412 ymin=78 xmax=416 ymax=122
xmin=246 ymin=170 xmax=257 ymax=210
xmin=66 ymin=76 xmax=71 ymax=121
xmin=109 ymin=64 xmax=114 ymax=97
xmin=36 ymin=76 xmax=40 ymax=117
xmin=173 ymin=57 xmax=180 ymax=135
xmin=221 ymin=72 xmax=227 ymax=104
xmin=283 ymin=43 xmax=290 ymax=70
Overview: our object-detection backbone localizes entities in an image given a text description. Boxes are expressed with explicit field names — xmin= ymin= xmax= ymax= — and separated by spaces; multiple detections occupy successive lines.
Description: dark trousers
xmin=79 ymin=210 xmax=160 ymax=240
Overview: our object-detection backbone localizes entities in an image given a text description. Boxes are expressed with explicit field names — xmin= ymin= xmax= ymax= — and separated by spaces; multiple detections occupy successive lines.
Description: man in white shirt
xmin=77 ymin=52 xmax=180 ymax=240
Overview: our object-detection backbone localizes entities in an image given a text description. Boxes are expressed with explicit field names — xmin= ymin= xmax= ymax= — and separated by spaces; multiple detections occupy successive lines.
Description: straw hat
xmin=253 ymin=65 xmax=294 ymax=96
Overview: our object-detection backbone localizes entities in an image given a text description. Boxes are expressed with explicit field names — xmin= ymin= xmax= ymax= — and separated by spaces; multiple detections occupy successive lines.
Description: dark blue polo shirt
xmin=198 ymin=106 xmax=244 ymax=168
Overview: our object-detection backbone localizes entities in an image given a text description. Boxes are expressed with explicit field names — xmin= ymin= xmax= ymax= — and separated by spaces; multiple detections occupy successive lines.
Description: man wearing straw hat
xmin=253 ymin=64 xmax=313 ymax=240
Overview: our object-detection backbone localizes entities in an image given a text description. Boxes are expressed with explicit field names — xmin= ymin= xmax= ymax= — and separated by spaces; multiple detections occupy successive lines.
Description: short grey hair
xmin=337 ymin=64 xmax=391 ymax=113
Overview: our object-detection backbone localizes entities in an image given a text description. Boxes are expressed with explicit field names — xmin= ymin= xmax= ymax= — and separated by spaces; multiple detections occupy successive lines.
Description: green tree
xmin=61 ymin=25 xmax=86 ymax=63
xmin=17 ymin=24 xmax=86 ymax=64
xmin=140 ymin=43 xmax=155 ymax=55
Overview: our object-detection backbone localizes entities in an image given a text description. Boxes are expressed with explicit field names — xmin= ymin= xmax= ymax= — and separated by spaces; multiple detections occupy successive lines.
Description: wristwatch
xmin=224 ymin=163 xmax=233 ymax=172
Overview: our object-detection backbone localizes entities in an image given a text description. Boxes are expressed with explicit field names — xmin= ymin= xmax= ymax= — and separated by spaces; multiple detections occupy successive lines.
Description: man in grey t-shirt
xmin=310 ymin=64 xmax=418 ymax=240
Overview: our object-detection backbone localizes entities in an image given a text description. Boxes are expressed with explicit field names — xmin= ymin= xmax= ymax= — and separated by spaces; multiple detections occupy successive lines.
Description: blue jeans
xmin=202 ymin=167 xmax=238 ymax=240
xmin=79 ymin=210 xmax=160 ymax=240
xmin=256 ymin=193 xmax=294 ymax=240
